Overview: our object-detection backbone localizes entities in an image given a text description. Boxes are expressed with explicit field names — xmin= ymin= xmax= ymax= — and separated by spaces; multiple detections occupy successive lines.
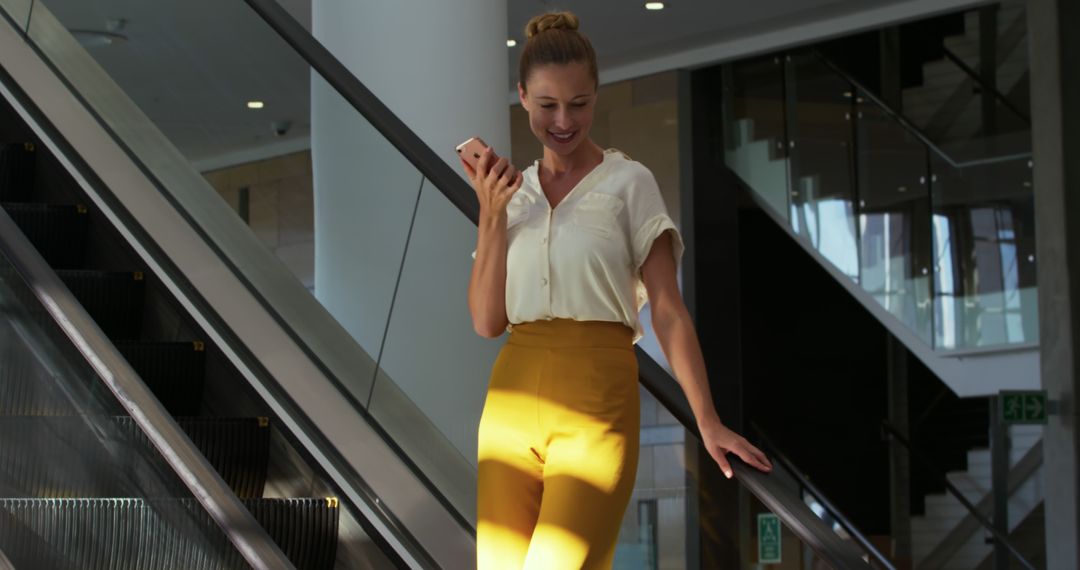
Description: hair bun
xmin=525 ymin=12 xmax=580 ymax=39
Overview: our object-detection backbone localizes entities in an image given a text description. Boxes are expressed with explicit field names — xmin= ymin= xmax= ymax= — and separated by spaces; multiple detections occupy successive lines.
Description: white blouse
xmin=473 ymin=149 xmax=684 ymax=343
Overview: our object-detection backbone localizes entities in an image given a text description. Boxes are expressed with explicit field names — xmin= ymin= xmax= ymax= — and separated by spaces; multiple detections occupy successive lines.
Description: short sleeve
xmin=628 ymin=166 xmax=684 ymax=272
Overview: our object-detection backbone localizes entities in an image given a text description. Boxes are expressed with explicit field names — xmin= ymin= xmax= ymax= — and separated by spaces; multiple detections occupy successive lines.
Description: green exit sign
xmin=758 ymin=513 xmax=782 ymax=564
xmin=1001 ymin=391 xmax=1048 ymax=424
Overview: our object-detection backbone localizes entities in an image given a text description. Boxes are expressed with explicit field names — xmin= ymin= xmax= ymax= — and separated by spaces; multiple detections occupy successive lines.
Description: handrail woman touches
xmin=463 ymin=11 xmax=773 ymax=568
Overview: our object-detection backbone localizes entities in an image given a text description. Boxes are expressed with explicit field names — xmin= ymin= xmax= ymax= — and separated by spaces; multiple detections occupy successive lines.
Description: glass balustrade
xmin=723 ymin=49 xmax=1035 ymax=352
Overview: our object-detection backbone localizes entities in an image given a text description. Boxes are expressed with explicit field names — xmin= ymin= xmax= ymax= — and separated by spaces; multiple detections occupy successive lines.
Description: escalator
xmin=0 ymin=0 xmax=889 ymax=567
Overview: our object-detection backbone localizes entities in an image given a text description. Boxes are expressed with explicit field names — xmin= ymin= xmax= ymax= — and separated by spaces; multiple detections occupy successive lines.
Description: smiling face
xmin=518 ymin=62 xmax=597 ymax=159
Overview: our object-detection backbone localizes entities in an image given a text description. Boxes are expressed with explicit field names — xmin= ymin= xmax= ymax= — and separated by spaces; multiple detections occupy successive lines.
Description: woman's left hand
xmin=699 ymin=419 xmax=773 ymax=479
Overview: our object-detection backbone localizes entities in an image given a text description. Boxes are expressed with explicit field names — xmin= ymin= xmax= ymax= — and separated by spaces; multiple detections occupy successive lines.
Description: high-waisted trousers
xmin=477 ymin=319 xmax=639 ymax=569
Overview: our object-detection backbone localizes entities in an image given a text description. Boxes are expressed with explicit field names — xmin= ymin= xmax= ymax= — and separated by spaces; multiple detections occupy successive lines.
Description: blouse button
xmin=541 ymin=277 xmax=548 ymax=286
xmin=541 ymin=237 xmax=548 ymax=245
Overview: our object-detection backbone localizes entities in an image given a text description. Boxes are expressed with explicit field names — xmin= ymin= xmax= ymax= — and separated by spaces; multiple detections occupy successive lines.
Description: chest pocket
xmin=572 ymin=192 xmax=624 ymax=239
xmin=506 ymin=194 xmax=532 ymax=229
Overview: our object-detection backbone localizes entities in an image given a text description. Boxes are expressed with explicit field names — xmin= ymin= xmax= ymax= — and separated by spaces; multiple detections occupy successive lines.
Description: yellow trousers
xmin=477 ymin=319 xmax=639 ymax=569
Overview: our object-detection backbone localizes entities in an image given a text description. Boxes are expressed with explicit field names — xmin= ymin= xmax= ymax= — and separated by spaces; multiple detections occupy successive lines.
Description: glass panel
xmin=930 ymin=154 xmax=1037 ymax=349
xmin=0 ymin=249 xmax=243 ymax=566
xmin=787 ymin=53 xmax=859 ymax=279
xmin=923 ymin=2 xmax=1029 ymax=144
xmin=856 ymin=89 xmax=934 ymax=344
xmin=723 ymin=57 xmax=790 ymax=221
xmin=23 ymin=0 xmax=476 ymax=527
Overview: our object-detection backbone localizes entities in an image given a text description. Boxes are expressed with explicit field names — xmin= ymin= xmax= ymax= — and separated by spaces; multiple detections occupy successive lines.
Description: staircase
xmin=910 ymin=425 xmax=1043 ymax=569
xmin=0 ymin=132 xmax=340 ymax=564
xmin=901 ymin=0 xmax=1029 ymax=142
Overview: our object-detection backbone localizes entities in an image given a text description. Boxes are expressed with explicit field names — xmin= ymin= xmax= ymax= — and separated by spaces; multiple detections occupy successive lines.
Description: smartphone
xmin=456 ymin=137 xmax=501 ymax=171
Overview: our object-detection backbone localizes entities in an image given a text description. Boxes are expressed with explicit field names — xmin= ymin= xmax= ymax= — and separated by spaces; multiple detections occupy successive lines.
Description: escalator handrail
xmin=636 ymin=354 xmax=872 ymax=568
xmin=242 ymin=0 xmax=479 ymax=225
xmin=881 ymin=420 xmax=1036 ymax=570
xmin=810 ymin=49 xmax=1030 ymax=169
xmin=0 ymin=202 xmax=296 ymax=569
xmin=749 ymin=422 xmax=897 ymax=570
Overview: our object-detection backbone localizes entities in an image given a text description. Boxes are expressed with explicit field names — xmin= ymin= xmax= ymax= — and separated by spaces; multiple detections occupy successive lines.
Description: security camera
xmin=271 ymin=120 xmax=292 ymax=137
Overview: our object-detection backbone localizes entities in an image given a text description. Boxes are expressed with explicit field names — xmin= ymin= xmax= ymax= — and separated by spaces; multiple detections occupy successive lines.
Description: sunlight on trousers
xmin=477 ymin=319 xmax=640 ymax=569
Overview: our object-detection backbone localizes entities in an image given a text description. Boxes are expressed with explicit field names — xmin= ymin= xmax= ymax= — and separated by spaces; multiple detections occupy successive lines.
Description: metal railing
xmin=636 ymin=355 xmax=872 ymax=568
xmin=751 ymin=422 xmax=897 ymax=570
xmin=881 ymin=420 xmax=1036 ymax=570
xmin=940 ymin=46 xmax=1030 ymax=125
xmin=812 ymin=49 xmax=1031 ymax=169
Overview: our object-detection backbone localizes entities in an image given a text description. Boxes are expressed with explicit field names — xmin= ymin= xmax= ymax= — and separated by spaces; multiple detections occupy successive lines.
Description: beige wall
xmin=202 ymin=151 xmax=315 ymax=289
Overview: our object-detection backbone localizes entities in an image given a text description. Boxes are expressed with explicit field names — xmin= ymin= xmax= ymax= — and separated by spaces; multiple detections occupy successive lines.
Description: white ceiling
xmin=39 ymin=0 xmax=983 ymax=169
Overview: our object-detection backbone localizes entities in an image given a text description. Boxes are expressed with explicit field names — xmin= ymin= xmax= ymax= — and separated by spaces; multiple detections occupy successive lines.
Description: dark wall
xmin=737 ymin=205 xmax=892 ymax=534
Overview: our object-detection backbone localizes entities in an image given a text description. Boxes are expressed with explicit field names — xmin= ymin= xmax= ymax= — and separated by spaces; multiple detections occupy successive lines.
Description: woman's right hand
xmin=461 ymin=146 xmax=523 ymax=222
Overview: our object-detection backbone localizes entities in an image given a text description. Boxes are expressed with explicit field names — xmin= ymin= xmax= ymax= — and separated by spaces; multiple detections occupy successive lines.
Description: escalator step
xmin=58 ymin=270 xmax=145 ymax=340
xmin=168 ymin=417 xmax=270 ymax=499
xmin=115 ymin=341 xmax=207 ymax=416
xmin=0 ymin=143 xmax=35 ymax=202
xmin=0 ymin=417 xmax=270 ymax=499
xmin=0 ymin=497 xmax=338 ymax=569
xmin=2 ymin=203 xmax=87 ymax=269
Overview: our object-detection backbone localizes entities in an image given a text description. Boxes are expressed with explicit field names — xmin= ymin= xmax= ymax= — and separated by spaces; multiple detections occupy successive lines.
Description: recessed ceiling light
xmin=645 ymin=2 xmax=665 ymax=10
xmin=70 ymin=29 xmax=128 ymax=47
xmin=247 ymin=101 xmax=264 ymax=109
xmin=507 ymin=39 xmax=517 ymax=47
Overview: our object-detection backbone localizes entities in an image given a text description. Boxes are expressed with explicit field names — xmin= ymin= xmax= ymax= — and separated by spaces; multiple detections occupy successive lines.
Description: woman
xmin=463 ymin=11 xmax=773 ymax=569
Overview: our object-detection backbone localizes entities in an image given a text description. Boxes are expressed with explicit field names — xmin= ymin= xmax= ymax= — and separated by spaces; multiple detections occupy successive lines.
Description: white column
xmin=311 ymin=0 xmax=510 ymax=464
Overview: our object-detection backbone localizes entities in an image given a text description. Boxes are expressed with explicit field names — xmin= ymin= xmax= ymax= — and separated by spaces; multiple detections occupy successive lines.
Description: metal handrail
xmin=241 ymin=0 xmax=479 ymax=225
xmin=810 ymin=49 xmax=1030 ymax=169
xmin=750 ymin=422 xmax=897 ymax=570
xmin=940 ymin=46 xmax=1031 ymax=125
xmin=637 ymin=354 xmax=871 ymax=568
xmin=0 ymin=204 xmax=295 ymax=569
xmin=881 ymin=420 xmax=1036 ymax=570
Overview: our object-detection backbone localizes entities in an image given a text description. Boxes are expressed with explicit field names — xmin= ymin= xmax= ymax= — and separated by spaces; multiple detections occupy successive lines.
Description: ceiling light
xmin=70 ymin=29 xmax=127 ymax=47
xmin=645 ymin=2 xmax=665 ymax=10
xmin=247 ymin=101 xmax=265 ymax=109
xmin=70 ymin=18 xmax=128 ymax=48
xmin=507 ymin=39 xmax=517 ymax=47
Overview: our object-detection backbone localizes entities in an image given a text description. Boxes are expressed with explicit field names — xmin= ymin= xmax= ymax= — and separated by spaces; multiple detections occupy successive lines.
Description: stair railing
xmin=880 ymin=420 xmax=1036 ymax=570
xmin=940 ymin=46 xmax=1030 ymax=125
xmin=750 ymin=422 xmax=897 ymax=570
xmin=636 ymin=356 xmax=873 ymax=568
xmin=811 ymin=49 xmax=1030 ymax=169
xmin=0 ymin=203 xmax=296 ymax=568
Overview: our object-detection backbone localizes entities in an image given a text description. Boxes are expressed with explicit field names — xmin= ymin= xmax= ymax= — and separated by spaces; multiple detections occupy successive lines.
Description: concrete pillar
xmin=1027 ymin=0 xmax=1080 ymax=567
xmin=311 ymin=0 xmax=510 ymax=463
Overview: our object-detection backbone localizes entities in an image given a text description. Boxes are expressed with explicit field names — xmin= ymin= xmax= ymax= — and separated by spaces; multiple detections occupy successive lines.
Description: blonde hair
xmin=518 ymin=11 xmax=598 ymax=92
